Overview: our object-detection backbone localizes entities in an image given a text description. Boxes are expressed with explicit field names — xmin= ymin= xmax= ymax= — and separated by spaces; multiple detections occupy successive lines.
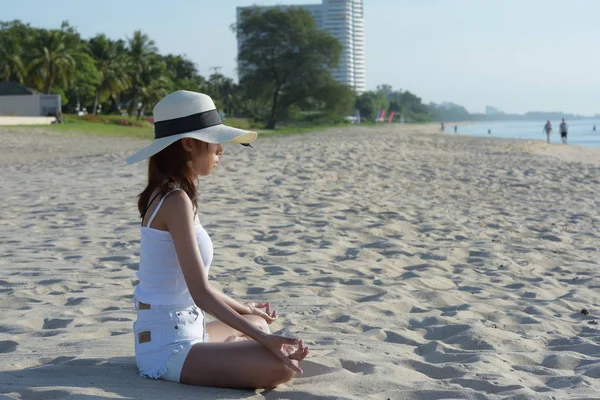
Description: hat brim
xmin=125 ymin=124 xmax=257 ymax=164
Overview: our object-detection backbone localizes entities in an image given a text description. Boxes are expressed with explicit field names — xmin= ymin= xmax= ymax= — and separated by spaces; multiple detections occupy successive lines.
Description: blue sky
xmin=3 ymin=0 xmax=600 ymax=115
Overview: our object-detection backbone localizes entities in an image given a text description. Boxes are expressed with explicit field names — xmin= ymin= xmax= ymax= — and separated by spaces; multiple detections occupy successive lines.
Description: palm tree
xmin=135 ymin=55 xmax=171 ymax=119
xmin=126 ymin=31 xmax=158 ymax=114
xmin=164 ymin=55 xmax=198 ymax=82
xmin=127 ymin=31 xmax=158 ymax=68
xmin=164 ymin=54 xmax=206 ymax=98
xmin=0 ymin=33 xmax=25 ymax=82
xmin=89 ymin=35 xmax=131 ymax=114
xmin=28 ymin=28 xmax=88 ymax=94
xmin=207 ymin=73 xmax=240 ymax=115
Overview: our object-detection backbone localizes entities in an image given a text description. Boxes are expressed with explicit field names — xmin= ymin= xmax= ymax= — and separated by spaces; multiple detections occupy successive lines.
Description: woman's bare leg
xmin=206 ymin=314 xmax=269 ymax=342
xmin=179 ymin=340 xmax=308 ymax=389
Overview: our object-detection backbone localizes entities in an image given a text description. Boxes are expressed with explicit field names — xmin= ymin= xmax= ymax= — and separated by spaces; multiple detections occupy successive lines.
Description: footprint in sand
xmin=504 ymin=283 xmax=525 ymax=290
xmin=38 ymin=279 xmax=63 ymax=286
xmin=97 ymin=255 xmax=131 ymax=262
xmin=253 ymin=256 xmax=271 ymax=265
xmin=253 ymin=233 xmax=278 ymax=242
xmin=340 ymin=359 xmax=375 ymax=374
xmin=124 ymin=263 xmax=139 ymax=271
xmin=423 ymin=324 xmax=472 ymax=341
xmin=540 ymin=234 xmax=562 ymax=242
xmin=332 ymin=314 xmax=351 ymax=323
xmin=401 ymin=271 xmax=420 ymax=279
xmin=420 ymin=253 xmax=448 ymax=261
xmin=0 ymin=340 xmax=18 ymax=353
xmin=457 ymin=285 xmax=483 ymax=294
xmin=246 ymin=287 xmax=265 ymax=295
xmin=336 ymin=248 xmax=360 ymax=261
xmin=356 ymin=291 xmax=386 ymax=303
xmin=384 ymin=330 xmax=421 ymax=346
xmin=65 ymin=297 xmax=87 ymax=306
xmin=381 ymin=250 xmax=414 ymax=258
xmin=449 ymin=378 xmax=524 ymax=394
xmin=405 ymin=359 xmax=466 ymax=379
xmin=298 ymin=360 xmax=338 ymax=378
xmin=275 ymin=241 xmax=296 ymax=247
xmin=468 ymin=251 xmax=493 ymax=258
xmin=267 ymin=247 xmax=296 ymax=256
xmin=263 ymin=266 xmax=287 ymax=275
xmin=42 ymin=318 xmax=73 ymax=329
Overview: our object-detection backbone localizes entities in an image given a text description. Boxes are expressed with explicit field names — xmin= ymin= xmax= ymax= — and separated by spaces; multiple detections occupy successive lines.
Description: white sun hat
xmin=125 ymin=90 xmax=257 ymax=164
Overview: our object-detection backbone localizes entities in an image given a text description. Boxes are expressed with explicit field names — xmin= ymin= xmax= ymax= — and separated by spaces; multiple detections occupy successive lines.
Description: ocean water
xmin=452 ymin=119 xmax=600 ymax=147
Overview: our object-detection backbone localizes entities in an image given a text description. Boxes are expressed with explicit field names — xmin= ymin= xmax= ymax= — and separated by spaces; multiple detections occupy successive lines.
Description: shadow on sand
xmin=0 ymin=356 xmax=260 ymax=399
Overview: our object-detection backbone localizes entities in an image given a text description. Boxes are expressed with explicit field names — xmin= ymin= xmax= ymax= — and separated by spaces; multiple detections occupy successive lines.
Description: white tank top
xmin=133 ymin=190 xmax=213 ymax=307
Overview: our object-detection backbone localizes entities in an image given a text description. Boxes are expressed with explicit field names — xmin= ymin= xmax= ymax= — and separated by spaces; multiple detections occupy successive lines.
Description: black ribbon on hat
xmin=154 ymin=109 xmax=222 ymax=139
xmin=153 ymin=109 xmax=253 ymax=147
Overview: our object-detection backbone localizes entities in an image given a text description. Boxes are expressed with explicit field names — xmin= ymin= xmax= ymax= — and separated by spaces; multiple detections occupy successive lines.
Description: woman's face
xmin=182 ymin=138 xmax=223 ymax=176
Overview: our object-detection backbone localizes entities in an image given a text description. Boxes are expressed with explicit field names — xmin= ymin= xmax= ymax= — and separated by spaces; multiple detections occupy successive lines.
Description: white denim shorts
xmin=160 ymin=343 xmax=194 ymax=382
xmin=133 ymin=297 xmax=209 ymax=382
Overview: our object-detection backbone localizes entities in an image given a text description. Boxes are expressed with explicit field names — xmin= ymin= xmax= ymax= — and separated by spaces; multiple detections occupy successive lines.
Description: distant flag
xmin=375 ymin=109 xmax=381 ymax=122
xmin=379 ymin=110 xmax=386 ymax=122
xmin=388 ymin=112 xmax=395 ymax=123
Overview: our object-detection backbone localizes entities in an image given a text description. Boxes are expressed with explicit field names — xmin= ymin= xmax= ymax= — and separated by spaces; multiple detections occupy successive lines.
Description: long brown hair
xmin=137 ymin=140 xmax=199 ymax=219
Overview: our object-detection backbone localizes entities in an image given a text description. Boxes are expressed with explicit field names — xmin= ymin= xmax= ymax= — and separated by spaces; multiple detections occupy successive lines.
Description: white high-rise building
xmin=236 ymin=0 xmax=366 ymax=94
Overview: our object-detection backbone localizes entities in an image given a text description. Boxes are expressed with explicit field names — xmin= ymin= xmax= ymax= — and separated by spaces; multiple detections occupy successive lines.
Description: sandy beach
xmin=1 ymin=124 xmax=599 ymax=400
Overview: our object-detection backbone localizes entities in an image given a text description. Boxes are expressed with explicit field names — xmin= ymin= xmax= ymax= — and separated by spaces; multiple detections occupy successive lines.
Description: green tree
xmin=376 ymin=84 xmax=393 ymax=98
xmin=0 ymin=20 xmax=34 ymax=83
xmin=0 ymin=32 xmax=25 ymax=82
xmin=429 ymin=102 xmax=471 ymax=122
xmin=236 ymin=7 xmax=342 ymax=129
xmin=205 ymin=72 xmax=242 ymax=115
xmin=356 ymin=91 xmax=388 ymax=121
xmin=399 ymin=91 xmax=428 ymax=114
xmin=126 ymin=30 xmax=158 ymax=115
xmin=89 ymin=35 xmax=131 ymax=114
xmin=65 ymin=54 xmax=100 ymax=112
xmin=28 ymin=22 xmax=93 ymax=94
xmin=164 ymin=54 xmax=205 ymax=92
xmin=314 ymin=79 xmax=356 ymax=122
xmin=376 ymin=85 xmax=432 ymax=122
xmin=135 ymin=54 xmax=171 ymax=119
xmin=127 ymin=30 xmax=158 ymax=71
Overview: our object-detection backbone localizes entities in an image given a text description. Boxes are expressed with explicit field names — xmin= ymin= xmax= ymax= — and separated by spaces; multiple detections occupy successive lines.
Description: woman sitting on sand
xmin=126 ymin=90 xmax=309 ymax=389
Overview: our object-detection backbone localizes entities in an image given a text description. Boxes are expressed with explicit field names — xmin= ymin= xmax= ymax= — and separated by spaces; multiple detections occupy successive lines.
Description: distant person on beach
xmin=543 ymin=120 xmax=552 ymax=143
xmin=125 ymin=91 xmax=308 ymax=389
xmin=560 ymin=118 xmax=568 ymax=144
xmin=454 ymin=125 xmax=457 ymax=133
xmin=594 ymin=125 xmax=596 ymax=132
xmin=488 ymin=129 xmax=491 ymax=135
xmin=441 ymin=122 xmax=445 ymax=132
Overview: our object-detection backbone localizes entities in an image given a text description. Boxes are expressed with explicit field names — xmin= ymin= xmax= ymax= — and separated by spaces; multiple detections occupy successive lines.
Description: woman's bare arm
xmin=163 ymin=192 xmax=265 ymax=342
xmin=209 ymin=287 xmax=251 ymax=315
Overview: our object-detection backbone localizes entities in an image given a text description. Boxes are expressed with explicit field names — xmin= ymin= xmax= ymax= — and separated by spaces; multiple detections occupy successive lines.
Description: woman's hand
xmin=245 ymin=302 xmax=278 ymax=324
xmin=257 ymin=335 xmax=309 ymax=374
